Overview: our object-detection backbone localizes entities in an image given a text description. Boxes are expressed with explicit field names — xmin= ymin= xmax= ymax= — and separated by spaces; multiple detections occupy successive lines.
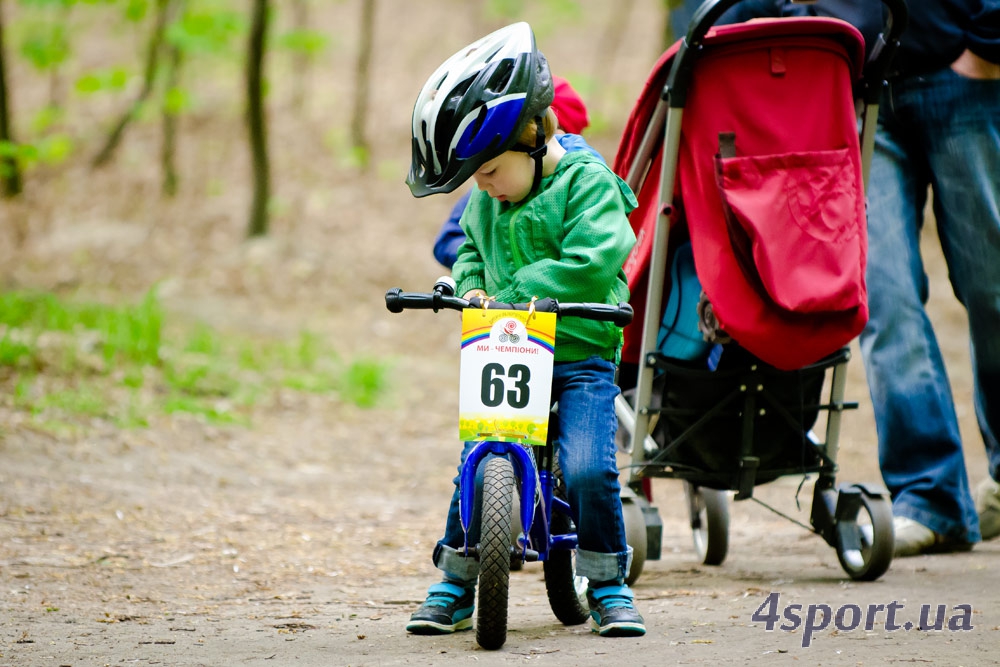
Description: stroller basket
xmin=642 ymin=347 xmax=852 ymax=497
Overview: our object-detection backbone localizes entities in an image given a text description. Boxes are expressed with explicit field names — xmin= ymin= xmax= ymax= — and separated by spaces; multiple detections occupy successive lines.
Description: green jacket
xmin=453 ymin=151 xmax=638 ymax=362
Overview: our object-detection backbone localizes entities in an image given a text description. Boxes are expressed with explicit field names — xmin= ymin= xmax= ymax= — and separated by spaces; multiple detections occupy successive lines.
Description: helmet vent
xmin=433 ymin=73 xmax=447 ymax=91
xmin=469 ymin=105 xmax=489 ymax=141
xmin=448 ymin=76 xmax=475 ymax=106
xmin=485 ymin=60 xmax=514 ymax=94
xmin=482 ymin=44 xmax=504 ymax=63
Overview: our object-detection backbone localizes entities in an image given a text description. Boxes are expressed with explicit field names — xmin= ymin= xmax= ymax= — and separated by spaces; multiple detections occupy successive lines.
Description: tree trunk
xmin=0 ymin=0 xmax=22 ymax=197
xmin=350 ymin=0 xmax=375 ymax=168
xmin=246 ymin=0 xmax=271 ymax=237
xmin=161 ymin=33 xmax=183 ymax=197
xmin=92 ymin=0 xmax=173 ymax=168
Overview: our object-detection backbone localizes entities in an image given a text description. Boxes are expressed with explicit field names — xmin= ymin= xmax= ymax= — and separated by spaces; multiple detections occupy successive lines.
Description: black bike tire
xmin=543 ymin=508 xmax=591 ymax=625
xmin=543 ymin=457 xmax=590 ymax=626
xmin=476 ymin=457 xmax=515 ymax=650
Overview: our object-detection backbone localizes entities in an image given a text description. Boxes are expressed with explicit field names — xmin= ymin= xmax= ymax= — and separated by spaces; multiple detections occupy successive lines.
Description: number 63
xmin=481 ymin=363 xmax=531 ymax=409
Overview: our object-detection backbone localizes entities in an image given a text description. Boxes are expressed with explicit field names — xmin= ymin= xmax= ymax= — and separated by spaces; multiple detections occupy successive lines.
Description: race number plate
xmin=459 ymin=308 xmax=556 ymax=447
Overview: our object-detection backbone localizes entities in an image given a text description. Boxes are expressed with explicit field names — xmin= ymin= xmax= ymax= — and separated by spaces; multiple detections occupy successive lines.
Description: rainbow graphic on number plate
xmin=460 ymin=320 xmax=556 ymax=352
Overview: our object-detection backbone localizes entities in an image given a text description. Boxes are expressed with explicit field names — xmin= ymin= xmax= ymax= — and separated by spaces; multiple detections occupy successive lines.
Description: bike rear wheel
xmin=543 ymin=509 xmax=590 ymax=625
xmin=477 ymin=457 xmax=515 ymax=650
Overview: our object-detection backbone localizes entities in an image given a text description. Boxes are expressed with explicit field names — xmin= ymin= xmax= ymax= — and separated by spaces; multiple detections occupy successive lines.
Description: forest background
xmin=0 ymin=0 xmax=682 ymax=428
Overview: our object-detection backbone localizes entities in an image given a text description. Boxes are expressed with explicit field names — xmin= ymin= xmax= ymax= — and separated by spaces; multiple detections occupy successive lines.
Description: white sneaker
xmin=893 ymin=517 xmax=936 ymax=558
xmin=975 ymin=478 xmax=1000 ymax=541
xmin=893 ymin=516 xmax=974 ymax=558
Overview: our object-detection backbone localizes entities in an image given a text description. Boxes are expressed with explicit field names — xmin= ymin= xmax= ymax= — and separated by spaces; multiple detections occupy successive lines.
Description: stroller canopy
xmin=615 ymin=18 xmax=869 ymax=371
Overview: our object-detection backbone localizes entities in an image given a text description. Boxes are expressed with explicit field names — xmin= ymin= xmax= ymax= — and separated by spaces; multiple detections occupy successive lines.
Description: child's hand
xmin=464 ymin=289 xmax=487 ymax=300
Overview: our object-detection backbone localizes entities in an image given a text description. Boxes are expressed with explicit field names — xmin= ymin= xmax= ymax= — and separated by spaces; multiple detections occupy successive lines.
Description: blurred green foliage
xmin=0 ymin=288 xmax=392 ymax=432
xmin=18 ymin=18 xmax=70 ymax=71
xmin=167 ymin=2 xmax=245 ymax=55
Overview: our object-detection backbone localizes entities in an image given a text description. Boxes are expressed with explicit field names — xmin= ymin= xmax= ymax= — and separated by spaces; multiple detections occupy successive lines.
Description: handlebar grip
xmin=385 ymin=287 xmax=405 ymax=313
xmin=558 ymin=301 xmax=634 ymax=327
xmin=384 ymin=288 xmax=445 ymax=312
xmin=386 ymin=288 xmax=467 ymax=313
xmin=608 ymin=302 xmax=635 ymax=327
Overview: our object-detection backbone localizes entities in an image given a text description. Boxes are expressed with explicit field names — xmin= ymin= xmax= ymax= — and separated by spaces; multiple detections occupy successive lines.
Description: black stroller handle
xmin=385 ymin=287 xmax=634 ymax=328
xmin=858 ymin=0 xmax=909 ymax=104
xmin=666 ymin=0 xmax=909 ymax=107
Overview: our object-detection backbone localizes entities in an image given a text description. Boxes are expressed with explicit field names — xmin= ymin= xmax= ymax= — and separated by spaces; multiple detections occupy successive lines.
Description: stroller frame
xmin=613 ymin=0 xmax=908 ymax=582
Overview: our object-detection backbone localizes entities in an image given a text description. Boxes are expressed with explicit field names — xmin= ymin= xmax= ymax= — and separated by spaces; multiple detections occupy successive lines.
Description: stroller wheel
xmin=835 ymin=488 xmax=893 ymax=581
xmin=685 ymin=482 xmax=729 ymax=566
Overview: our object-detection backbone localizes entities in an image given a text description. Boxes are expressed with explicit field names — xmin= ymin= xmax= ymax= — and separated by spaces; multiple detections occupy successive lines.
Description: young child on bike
xmin=405 ymin=22 xmax=644 ymax=638
xmin=431 ymin=75 xmax=602 ymax=269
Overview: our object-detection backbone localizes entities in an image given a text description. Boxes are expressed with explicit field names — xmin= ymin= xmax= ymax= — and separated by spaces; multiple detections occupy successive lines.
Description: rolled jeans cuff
xmin=575 ymin=546 xmax=632 ymax=583
xmin=433 ymin=543 xmax=480 ymax=582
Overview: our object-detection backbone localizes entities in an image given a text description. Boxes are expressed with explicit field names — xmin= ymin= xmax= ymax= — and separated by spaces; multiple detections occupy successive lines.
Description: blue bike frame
xmin=457 ymin=440 xmax=577 ymax=562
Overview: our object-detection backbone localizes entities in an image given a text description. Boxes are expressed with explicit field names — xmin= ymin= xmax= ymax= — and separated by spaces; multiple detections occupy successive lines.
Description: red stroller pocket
xmin=716 ymin=148 xmax=863 ymax=314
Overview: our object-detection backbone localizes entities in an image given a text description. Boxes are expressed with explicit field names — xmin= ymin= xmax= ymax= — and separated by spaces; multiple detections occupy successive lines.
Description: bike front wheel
xmin=477 ymin=457 xmax=515 ymax=650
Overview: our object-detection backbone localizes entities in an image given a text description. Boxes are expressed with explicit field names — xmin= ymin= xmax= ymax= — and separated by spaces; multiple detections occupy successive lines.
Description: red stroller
xmin=613 ymin=0 xmax=908 ymax=583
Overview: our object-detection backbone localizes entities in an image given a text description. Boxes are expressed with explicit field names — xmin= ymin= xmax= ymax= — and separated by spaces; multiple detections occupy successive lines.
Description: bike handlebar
xmin=385 ymin=287 xmax=634 ymax=328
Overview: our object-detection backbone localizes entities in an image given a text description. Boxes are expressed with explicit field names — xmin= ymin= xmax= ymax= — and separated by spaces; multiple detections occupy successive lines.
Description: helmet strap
xmin=513 ymin=115 xmax=547 ymax=197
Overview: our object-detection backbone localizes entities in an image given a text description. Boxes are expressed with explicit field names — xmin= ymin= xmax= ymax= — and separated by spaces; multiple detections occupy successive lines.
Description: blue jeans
xmin=859 ymin=67 xmax=1000 ymax=542
xmin=433 ymin=356 xmax=631 ymax=583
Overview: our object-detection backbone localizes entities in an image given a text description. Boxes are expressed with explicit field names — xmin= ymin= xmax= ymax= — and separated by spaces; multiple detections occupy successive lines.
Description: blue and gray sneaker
xmin=587 ymin=582 xmax=646 ymax=637
xmin=405 ymin=582 xmax=475 ymax=634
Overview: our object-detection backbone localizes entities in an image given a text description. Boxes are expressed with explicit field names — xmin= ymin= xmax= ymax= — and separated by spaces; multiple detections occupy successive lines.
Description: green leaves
xmin=275 ymin=28 xmax=329 ymax=57
xmin=74 ymin=67 xmax=129 ymax=94
xmin=167 ymin=4 xmax=245 ymax=55
xmin=163 ymin=86 xmax=190 ymax=115
xmin=18 ymin=19 xmax=70 ymax=70
xmin=123 ymin=0 xmax=150 ymax=22
xmin=0 ymin=135 xmax=74 ymax=173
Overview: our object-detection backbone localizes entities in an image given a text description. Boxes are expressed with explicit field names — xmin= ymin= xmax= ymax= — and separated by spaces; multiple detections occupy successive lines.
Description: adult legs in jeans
xmin=432 ymin=356 xmax=631 ymax=583
xmin=859 ymin=69 xmax=1000 ymax=546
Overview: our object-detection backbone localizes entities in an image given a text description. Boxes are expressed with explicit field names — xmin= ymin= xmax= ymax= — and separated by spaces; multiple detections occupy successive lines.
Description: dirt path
xmin=3 ymin=225 xmax=999 ymax=665
xmin=3 ymin=404 xmax=998 ymax=666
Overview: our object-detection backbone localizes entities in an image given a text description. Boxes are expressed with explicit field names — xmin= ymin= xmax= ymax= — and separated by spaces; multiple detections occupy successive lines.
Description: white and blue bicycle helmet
xmin=407 ymin=22 xmax=554 ymax=198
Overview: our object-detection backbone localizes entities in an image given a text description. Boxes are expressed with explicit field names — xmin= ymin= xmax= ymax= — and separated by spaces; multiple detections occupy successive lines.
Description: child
xmin=406 ymin=22 xmax=644 ymax=638
xmin=431 ymin=75 xmax=602 ymax=269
